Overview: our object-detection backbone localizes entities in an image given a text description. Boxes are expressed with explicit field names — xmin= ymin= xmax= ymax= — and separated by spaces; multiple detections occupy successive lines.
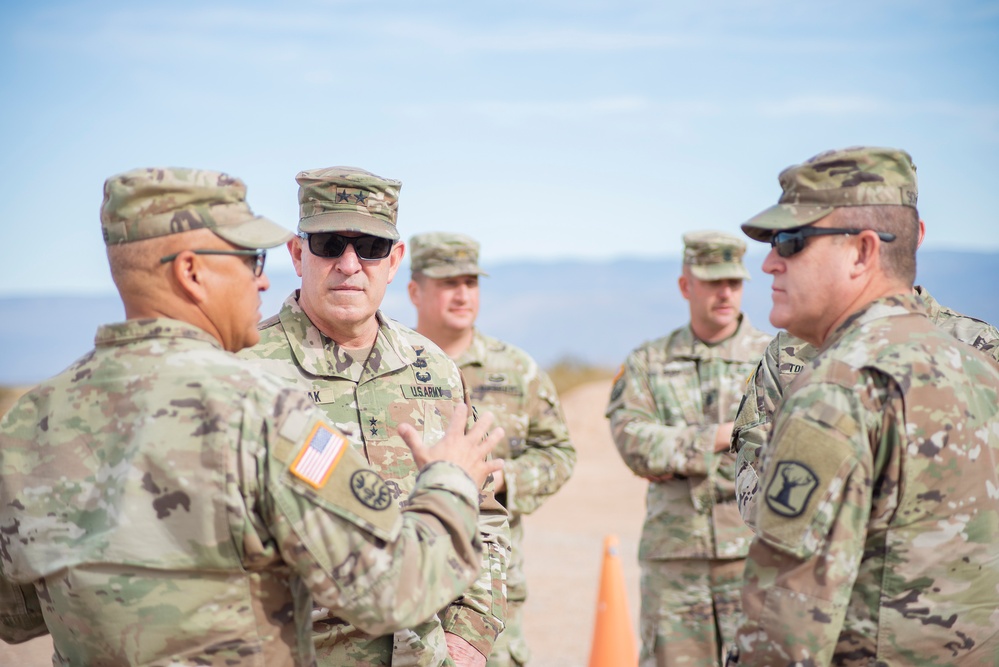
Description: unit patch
xmin=290 ymin=422 xmax=348 ymax=489
xmin=765 ymin=461 xmax=819 ymax=517
xmin=351 ymin=469 xmax=393 ymax=510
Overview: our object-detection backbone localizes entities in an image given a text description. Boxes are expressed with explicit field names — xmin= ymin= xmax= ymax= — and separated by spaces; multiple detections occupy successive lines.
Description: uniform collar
xmin=674 ymin=314 xmax=752 ymax=360
xmin=95 ymin=318 xmax=222 ymax=349
xmin=276 ymin=292 xmax=418 ymax=381
xmin=823 ymin=292 xmax=927 ymax=351
xmin=456 ymin=328 xmax=488 ymax=368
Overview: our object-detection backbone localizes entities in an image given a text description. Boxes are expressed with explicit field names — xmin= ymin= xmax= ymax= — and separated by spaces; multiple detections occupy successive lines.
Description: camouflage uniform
xmin=729 ymin=295 xmax=999 ymax=665
xmin=732 ymin=286 xmax=999 ymax=531
xmin=606 ymin=232 xmax=769 ymax=667
xmin=241 ymin=168 xmax=509 ymax=667
xmin=728 ymin=147 xmax=999 ymax=665
xmin=409 ymin=232 xmax=577 ymax=667
xmin=0 ymin=168 xmax=490 ymax=666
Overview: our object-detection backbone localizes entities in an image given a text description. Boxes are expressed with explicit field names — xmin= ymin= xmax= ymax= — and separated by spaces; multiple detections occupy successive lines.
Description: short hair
xmin=841 ymin=205 xmax=919 ymax=286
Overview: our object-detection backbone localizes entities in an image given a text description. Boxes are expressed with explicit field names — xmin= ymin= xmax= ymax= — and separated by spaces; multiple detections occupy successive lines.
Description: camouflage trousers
xmin=639 ymin=558 xmax=745 ymax=667
xmin=486 ymin=597 xmax=527 ymax=667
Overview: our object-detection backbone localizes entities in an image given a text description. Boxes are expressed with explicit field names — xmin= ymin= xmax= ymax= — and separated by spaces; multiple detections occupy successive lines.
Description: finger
xmin=481 ymin=458 xmax=504 ymax=478
xmin=475 ymin=426 xmax=505 ymax=457
xmin=398 ymin=422 xmax=428 ymax=466
xmin=465 ymin=410 xmax=496 ymax=441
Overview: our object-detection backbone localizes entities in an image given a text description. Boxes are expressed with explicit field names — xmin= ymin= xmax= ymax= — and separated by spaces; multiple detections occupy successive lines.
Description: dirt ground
xmin=0 ymin=379 xmax=646 ymax=667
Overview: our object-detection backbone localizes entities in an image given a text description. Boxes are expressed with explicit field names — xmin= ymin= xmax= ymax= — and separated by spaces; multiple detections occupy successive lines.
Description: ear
xmin=407 ymin=278 xmax=420 ymax=306
xmin=850 ymin=230 xmax=882 ymax=278
xmin=678 ymin=274 xmax=691 ymax=301
xmin=288 ymin=237 xmax=304 ymax=278
xmin=169 ymin=250 xmax=210 ymax=305
xmin=917 ymin=219 xmax=926 ymax=248
xmin=386 ymin=241 xmax=406 ymax=285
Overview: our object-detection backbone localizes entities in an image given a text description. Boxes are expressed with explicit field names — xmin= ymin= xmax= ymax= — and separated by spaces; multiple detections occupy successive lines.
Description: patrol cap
xmin=296 ymin=166 xmax=402 ymax=240
xmin=682 ymin=231 xmax=751 ymax=281
xmin=742 ymin=146 xmax=918 ymax=242
xmin=409 ymin=232 xmax=489 ymax=279
xmin=100 ymin=167 xmax=292 ymax=249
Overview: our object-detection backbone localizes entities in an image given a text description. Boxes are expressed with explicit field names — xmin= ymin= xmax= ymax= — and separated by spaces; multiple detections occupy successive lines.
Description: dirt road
xmin=0 ymin=379 xmax=646 ymax=666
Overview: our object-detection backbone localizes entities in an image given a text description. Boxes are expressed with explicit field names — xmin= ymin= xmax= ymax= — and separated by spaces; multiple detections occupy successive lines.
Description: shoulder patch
xmin=290 ymin=422 xmax=349 ymax=488
xmin=757 ymin=415 xmax=858 ymax=557
xmin=351 ymin=470 xmax=394 ymax=510
xmin=765 ymin=461 xmax=819 ymax=517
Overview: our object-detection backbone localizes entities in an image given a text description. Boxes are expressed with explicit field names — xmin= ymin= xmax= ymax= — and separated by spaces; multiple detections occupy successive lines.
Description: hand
xmin=444 ymin=632 xmax=486 ymax=667
xmin=491 ymin=467 xmax=505 ymax=492
xmin=399 ymin=403 xmax=505 ymax=490
xmin=714 ymin=421 xmax=735 ymax=452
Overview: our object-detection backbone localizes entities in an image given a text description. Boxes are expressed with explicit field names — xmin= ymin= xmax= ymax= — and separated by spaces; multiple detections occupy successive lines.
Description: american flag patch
xmin=290 ymin=423 xmax=348 ymax=489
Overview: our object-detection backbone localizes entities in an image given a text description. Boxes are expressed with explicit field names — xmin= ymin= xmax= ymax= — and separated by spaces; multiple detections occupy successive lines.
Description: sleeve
xmin=502 ymin=367 xmax=576 ymax=517
xmin=732 ymin=382 xmax=872 ymax=666
xmin=0 ymin=576 xmax=47 ymax=644
xmin=605 ymin=349 xmax=716 ymax=478
xmin=731 ymin=343 xmax=782 ymax=530
xmin=439 ymin=371 xmax=510 ymax=657
xmin=259 ymin=389 xmax=488 ymax=638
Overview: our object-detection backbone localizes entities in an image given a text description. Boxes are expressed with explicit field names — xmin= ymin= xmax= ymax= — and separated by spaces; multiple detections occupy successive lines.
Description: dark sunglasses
xmin=299 ymin=232 xmax=394 ymax=260
xmin=771 ymin=227 xmax=896 ymax=258
xmin=159 ymin=249 xmax=267 ymax=277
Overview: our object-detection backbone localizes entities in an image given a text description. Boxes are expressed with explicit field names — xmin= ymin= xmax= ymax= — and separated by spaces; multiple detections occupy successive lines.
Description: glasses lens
xmin=254 ymin=251 xmax=267 ymax=276
xmin=773 ymin=231 xmax=804 ymax=258
xmin=351 ymin=235 xmax=394 ymax=260
xmin=309 ymin=233 xmax=349 ymax=258
xmin=307 ymin=233 xmax=393 ymax=260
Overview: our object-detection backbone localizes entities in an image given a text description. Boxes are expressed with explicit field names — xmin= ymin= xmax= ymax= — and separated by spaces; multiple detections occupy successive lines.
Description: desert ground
xmin=0 ymin=378 xmax=646 ymax=666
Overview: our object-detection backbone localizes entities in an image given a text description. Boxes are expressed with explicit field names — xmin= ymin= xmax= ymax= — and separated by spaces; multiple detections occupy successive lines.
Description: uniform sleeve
xmin=503 ymin=367 xmax=576 ymax=517
xmin=439 ymin=373 xmax=510 ymax=657
xmin=731 ymin=342 xmax=782 ymax=531
xmin=256 ymin=389 xmax=487 ymax=638
xmin=606 ymin=350 xmax=716 ymax=478
xmin=731 ymin=382 xmax=874 ymax=667
xmin=0 ymin=576 xmax=47 ymax=644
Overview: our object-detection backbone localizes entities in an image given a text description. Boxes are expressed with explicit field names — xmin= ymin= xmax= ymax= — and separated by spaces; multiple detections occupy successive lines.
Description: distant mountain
xmin=1 ymin=250 xmax=996 ymax=386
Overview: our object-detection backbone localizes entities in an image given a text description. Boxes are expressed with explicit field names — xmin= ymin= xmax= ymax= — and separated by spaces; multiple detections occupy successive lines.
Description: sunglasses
xmin=299 ymin=232 xmax=394 ymax=260
xmin=160 ymin=249 xmax=267 ymax=277
xmin=771 ymin=227 xmax=896 ymax=258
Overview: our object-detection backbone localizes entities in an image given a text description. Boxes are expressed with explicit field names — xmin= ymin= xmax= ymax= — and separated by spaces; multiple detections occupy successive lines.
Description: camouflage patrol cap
xmin=742 ymin=146 xmax=918 ymax=242
xmin=682 ymin=230 xmax=751 ymax=281
xmin=100 ymin=167 xmax=292 ymax=248
xmin=296 ymin=166 xmax=401 ymax=240
xmin=409 ymin=232 xmax=489 ymax=279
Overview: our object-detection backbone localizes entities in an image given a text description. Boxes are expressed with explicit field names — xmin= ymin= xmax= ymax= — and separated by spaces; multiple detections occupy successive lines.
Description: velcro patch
xmin=290 ymin=422 xmax=348 ymax=489
xmin=757 ymin=416 xmax=857 ymax=557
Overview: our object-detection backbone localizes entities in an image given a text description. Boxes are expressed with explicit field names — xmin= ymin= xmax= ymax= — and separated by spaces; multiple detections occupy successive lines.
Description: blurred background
xmin=2 ymin=0 xmax=998 ymax=388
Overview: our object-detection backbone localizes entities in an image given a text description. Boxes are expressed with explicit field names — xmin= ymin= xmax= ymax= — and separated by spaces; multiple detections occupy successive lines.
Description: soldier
xmin=0 ymin=167 xmax=506 ymax=665
xmin=731 ymin=280 xmax=999 ymax=531
xmin=241 ymin=167 xmax=509 ymax=667
xmin=407 ymin=232 xmax=577 ymax=667
xmin=606 ymin=231 xmax=770 ymax=667
xmin=727 ymin=146 xmax=999 ymax=665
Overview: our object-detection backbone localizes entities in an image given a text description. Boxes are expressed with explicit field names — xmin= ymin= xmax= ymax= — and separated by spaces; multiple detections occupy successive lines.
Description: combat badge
xmin=351 ymin=470 xmax=393 ymax=510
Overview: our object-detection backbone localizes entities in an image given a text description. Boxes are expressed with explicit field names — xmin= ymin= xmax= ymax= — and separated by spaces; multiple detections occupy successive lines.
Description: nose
xmin=762 ymin=247 xmax=783 ymax=275
xmin=334 ymin=243 xmax=363 ymax=275
xmin=256 ymin=271 xmax=271 ymax=292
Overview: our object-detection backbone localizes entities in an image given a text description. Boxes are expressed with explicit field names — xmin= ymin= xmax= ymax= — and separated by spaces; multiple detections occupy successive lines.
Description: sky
xmin=1 ymin=0 xmax=997 ymax=295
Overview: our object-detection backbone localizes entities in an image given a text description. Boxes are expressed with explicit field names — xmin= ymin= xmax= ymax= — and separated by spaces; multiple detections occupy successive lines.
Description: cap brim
xmin=420 ymin=265 xmax=489 ymax=279
xmin=689 ymin=263 xmax=751 ymax=281
xmin=298 ymin=211 xmax=400 ymax=240
xmin=741 ymin=203 xmax=833 ymax=242
xmin=213 ymin=215 xmax=294 ymax=249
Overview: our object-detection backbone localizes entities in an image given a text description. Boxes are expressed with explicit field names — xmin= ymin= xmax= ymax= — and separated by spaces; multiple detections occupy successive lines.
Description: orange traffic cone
xmin=588 ymin=534 xmax=638 ymax=667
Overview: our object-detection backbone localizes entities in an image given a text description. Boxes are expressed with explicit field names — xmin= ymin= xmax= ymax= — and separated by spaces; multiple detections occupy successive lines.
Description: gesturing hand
xmin=399 ymin=403 xmax=505 ymax=489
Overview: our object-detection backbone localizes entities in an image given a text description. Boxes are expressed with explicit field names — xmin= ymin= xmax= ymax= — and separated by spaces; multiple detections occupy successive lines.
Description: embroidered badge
xmin=765 ymin=461 xmax=819 ymax=517
xmin=290 ymin=423 xmax=348 ymax=489
xmin=351 ymin=470 xmax=393 ymax=510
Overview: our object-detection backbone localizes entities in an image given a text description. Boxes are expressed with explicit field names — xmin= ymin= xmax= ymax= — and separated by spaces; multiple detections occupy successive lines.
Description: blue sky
xmin=1 ymin=0 xmax=997 ymax=295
